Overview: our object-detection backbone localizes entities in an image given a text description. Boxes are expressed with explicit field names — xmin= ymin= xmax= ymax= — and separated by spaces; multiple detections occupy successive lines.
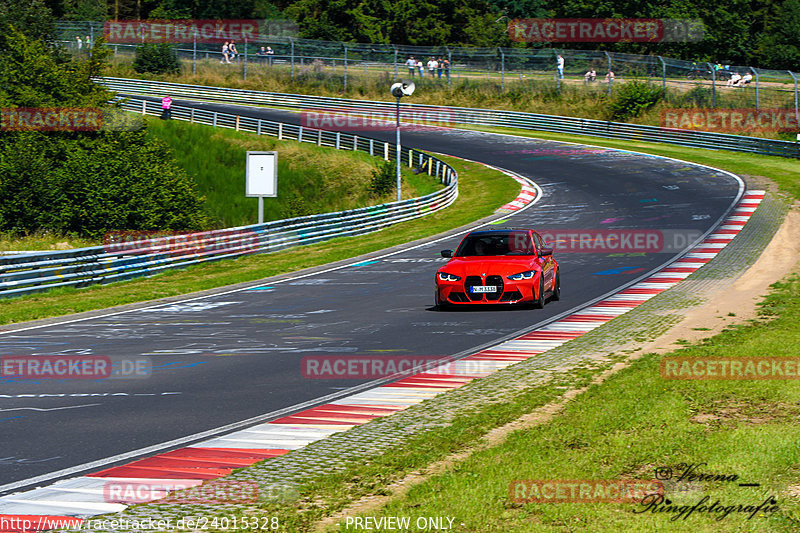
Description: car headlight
xmin=507 ymin=270 xmax=535 ymax=280
xmin=437 ymin=272 xmax=461 ymax=282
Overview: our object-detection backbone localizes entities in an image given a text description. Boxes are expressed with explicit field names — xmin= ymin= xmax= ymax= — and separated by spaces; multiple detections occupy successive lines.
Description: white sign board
xmin=246 ymin=151 xmax=277 ymax=197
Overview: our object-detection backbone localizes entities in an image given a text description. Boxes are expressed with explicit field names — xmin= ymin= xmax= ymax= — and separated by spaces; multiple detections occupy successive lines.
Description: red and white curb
xmin=0 ymin=191 xmax=764 ymax=532
xmin=500 ymin=176 xmax=537 ymax=211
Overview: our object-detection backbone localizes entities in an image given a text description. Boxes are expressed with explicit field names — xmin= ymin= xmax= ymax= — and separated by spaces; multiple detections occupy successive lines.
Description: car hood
xmin=438 ymin=257 xmax=537 ymax=276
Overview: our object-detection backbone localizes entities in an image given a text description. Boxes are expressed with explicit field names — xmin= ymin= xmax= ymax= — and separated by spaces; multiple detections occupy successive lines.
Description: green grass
xmin=0 ymin=155 xmax=517 ymax=325
xmin=145 ymin=118 xmax=434 ymax=228
xmin=336 ymin=276 xmax=800 ymax=532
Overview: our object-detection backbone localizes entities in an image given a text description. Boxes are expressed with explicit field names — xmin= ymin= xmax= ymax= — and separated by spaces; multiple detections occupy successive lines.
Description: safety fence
xmin=101 ymin=77 xmax=800 ymax=159
xmin=0 ymin=99 xmax=458 ymax=299
xmin=57 ymin=21 xmax=800 ymax=111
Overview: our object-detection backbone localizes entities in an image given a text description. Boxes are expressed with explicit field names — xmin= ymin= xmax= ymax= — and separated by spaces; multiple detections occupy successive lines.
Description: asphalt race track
xmin=0 ymin=99 xmax=742 ymax=494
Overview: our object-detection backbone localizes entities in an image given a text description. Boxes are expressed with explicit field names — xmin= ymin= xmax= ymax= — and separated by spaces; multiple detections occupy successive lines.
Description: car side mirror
xmin=539 ymin=247 xmax=553 ymax=257
xmin=440 ymin=249 xmax=453 ymax=258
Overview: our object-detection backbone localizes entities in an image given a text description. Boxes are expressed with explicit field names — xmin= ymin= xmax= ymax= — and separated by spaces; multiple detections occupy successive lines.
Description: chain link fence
xmin=57 ymin=21 xmax=799 ymax=116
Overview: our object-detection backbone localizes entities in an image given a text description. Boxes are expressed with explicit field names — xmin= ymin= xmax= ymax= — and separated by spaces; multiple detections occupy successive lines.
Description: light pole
xmin=390 ymin=80 xmax=415 ymax=202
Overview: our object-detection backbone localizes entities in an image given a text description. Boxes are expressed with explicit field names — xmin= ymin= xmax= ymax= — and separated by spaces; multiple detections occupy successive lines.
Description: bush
xmin=679 ymin=85 xmax=713 ymax=108
xmin=0 ymin=128 xmax=208 ymax=238
xmin=133 ymin=43 xmax=181 ymax=75
xmin=607 ymin=80 xmax=664 ymax=121
xmin=369 ymin=160 xmax=396 ymax=197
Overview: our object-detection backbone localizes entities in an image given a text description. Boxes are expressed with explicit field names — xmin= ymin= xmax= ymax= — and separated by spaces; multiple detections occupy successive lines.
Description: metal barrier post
xmin=335 ymin=131 xmax=340 ymax=149
xmin=708 ymin=62 xmax=716 ymax=107
xmin=212 ymin=112 xmax=217 ymax=127
xmin=605 ymin=51 xmax=612 ymax=95
xmin=658 ymin=56 xmax=666 ymax=92
xmin=499 ymin=48 xmax=505 ymax=90
xmin=751 ymin=67 xmax=759 ymax=109
xmin=343 ymin=44 xmax=348 ymax=91
xmin=447 ymin=48 xmax=452 ymax=88
xmin=243 ymin=37 xmax=248 ymax=80
xmin=290 ymin=39 xmax=295 ymax=81
xmin=192 ymin=31 xmax=196 ymax=75
xmin=393 ymin=45 xmax=398 ymax=80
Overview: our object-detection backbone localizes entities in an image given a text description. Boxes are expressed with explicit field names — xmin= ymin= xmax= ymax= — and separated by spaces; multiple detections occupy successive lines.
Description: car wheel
xmin=551 ymin=269 xmax=561 ymax=301
xmin=532 ymin=276 xmax=545 ymax=309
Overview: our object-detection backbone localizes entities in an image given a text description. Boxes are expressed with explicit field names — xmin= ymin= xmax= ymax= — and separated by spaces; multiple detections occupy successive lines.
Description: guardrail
xmin=0 ymin=99 xmax=458 ymax=299
xmin=101 ymin=77 xmax=800 ymax=159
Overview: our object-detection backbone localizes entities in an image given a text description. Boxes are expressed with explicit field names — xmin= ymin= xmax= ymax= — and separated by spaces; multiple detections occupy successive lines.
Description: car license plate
xmin=471 ymin=285 xmax=498 ymax=293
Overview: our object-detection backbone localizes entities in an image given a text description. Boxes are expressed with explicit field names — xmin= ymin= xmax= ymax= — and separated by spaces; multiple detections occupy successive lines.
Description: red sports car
xmin=435 ymin=228 xmax=560 ymax=308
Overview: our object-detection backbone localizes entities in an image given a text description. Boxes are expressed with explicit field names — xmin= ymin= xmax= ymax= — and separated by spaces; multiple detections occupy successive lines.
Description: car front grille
xmin=485 ymin=275 xmax=504 ymax=301
xmin=464 ymin=276 xmax=483 ymax=301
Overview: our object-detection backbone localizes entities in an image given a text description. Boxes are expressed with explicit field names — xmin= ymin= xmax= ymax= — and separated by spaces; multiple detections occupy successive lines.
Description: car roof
xmin=465 ymin=228 xmax=533 ymax=236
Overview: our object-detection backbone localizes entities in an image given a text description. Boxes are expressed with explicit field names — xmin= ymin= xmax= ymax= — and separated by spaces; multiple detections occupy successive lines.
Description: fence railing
xmin=101 ymin=77 xmax=800 ymax=159
xmin=57 ymin=21 xmax=800 ymax=111
xmin=0 ymin=99 xmax=458 ymax=299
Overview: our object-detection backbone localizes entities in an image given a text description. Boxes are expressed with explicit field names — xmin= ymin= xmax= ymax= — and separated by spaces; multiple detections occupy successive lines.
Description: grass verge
xmin=145 ymin=118 xmax=434 ymax=228
xmin=0 ymin=155 xmax=516 ymax=325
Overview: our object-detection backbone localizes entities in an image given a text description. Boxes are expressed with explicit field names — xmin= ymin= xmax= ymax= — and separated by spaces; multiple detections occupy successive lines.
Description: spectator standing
xmin=406 ymin=56 xmax=416 ymax=77
xmin=427 ymin=57 xmax=437 ymax=77
xmin=557 ymin=54 xmax=564 ymax=79
xmin=221 ymin=41 xmax=231 ymax=63
xmin=437 ymin=57 xmax=443 ymax=78
xmin=161 ymin=95 xmax=172 ymax=120
xmin=266 ymin=46 xmax=274 ymax=66
xmin=442 ymin=57 xmax=450 ymax=80
xmin=229 ymin=40 xmax=238 ymax=61
xmin=584 ymin=68 xmax=596 ymax=83
xmin=85 ymin=36 xmax=91 ymax=50
xmin=605 ymin=70 xmax=615 ymax=83
xmin=76 ymin=36 xmax=82 ymax=50
xmin=417 ymin=60 xmax=424 ymax=77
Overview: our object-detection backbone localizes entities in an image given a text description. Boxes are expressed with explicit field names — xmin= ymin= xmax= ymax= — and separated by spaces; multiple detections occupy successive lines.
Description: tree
xmin=0 ymin=25 xmax=208 ymax=236
xmin=755 ymin=0 xmax=800 ymax=69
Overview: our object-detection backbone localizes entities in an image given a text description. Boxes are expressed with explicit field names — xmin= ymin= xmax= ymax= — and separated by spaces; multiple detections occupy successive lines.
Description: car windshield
xmin=455 ymin=232 xmax=534 ymax=257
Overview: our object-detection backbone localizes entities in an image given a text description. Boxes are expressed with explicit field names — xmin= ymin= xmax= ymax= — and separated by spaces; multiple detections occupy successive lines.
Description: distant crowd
xmin=405 ymin=56 xmax=451 ymax=79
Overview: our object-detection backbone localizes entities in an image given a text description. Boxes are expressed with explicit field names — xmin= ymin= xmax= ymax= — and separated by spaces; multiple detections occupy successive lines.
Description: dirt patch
xmin=639 ymin=205 xmax=800 ymax=354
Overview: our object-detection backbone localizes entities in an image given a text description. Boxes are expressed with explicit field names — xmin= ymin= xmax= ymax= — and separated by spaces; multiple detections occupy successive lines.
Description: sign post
xmin=246 ymin=151 xmax=277 ymax=223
